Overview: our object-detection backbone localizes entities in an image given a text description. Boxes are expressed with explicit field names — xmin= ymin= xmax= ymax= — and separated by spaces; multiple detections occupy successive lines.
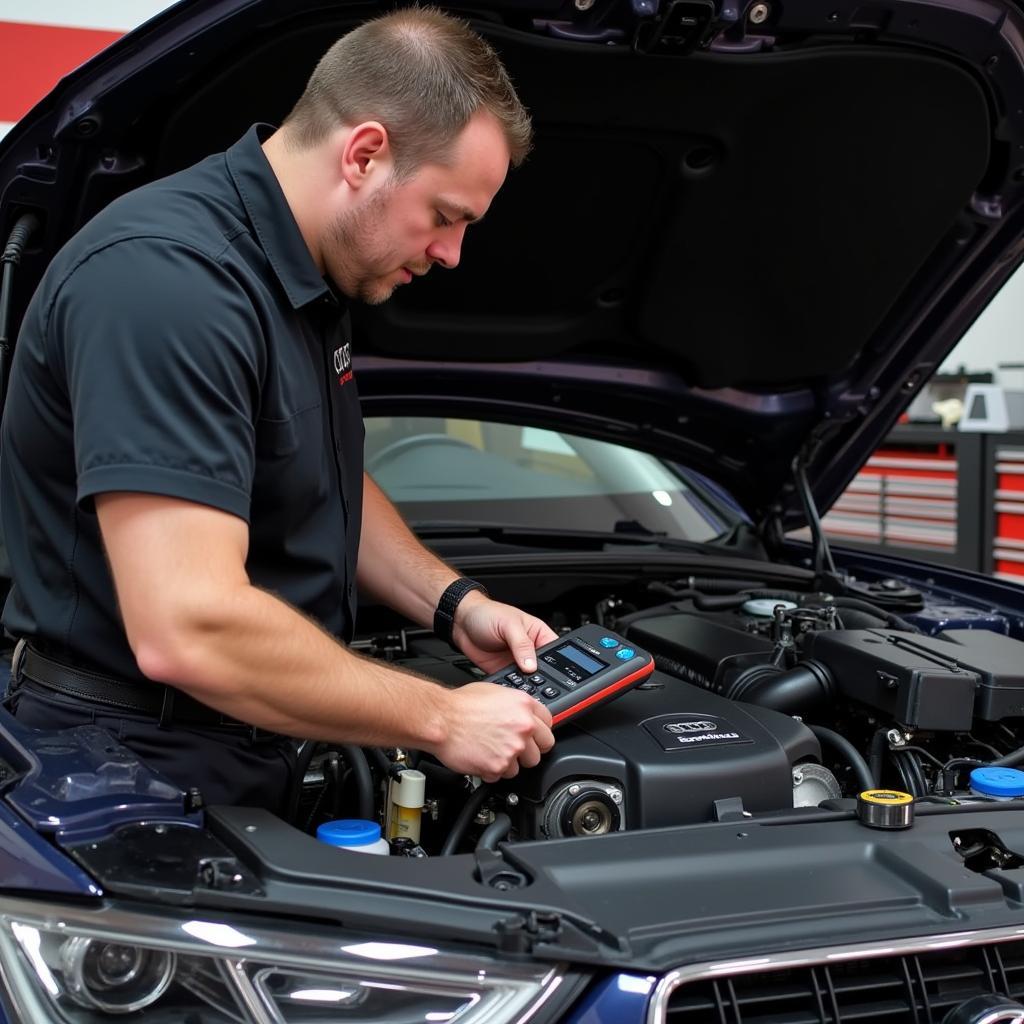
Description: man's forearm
xmin=142 ymin=580 xmax=453 ymax=748
xmin=97 ymin=492 xmax=552 ymax=780
xmin=356 ymin=473 xmax=461 ymax=626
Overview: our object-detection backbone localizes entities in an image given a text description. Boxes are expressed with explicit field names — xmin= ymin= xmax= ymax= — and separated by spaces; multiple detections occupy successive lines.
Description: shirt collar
xmin=226 ymin=124 xmax=338 ymax=310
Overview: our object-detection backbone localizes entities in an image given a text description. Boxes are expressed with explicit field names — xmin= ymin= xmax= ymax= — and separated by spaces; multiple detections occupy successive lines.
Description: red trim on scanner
xmin=551 ymin=659 xmax=655 ymax=726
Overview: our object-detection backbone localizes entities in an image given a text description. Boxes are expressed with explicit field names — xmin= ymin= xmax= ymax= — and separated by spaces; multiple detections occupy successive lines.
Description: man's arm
xmin=356 ymin=472 xmax=460 ymax=627
xmin=96 ymin=492 xmax=553 ymax=781
xmin=356 ymin=473 xmax=558 ymax=673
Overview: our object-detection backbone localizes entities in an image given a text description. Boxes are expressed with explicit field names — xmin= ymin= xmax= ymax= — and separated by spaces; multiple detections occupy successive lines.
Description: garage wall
xmin=0 ymin=0 xmax=172 ymax=137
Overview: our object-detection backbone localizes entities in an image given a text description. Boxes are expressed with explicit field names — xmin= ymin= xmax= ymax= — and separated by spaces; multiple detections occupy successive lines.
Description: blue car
xmin=2 ymin=0 xmax=1024 ymax=1021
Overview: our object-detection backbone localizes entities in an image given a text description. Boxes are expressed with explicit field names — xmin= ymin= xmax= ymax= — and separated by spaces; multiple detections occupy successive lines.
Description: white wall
xmin=940 ymin=264 xmax=1024 ymax=377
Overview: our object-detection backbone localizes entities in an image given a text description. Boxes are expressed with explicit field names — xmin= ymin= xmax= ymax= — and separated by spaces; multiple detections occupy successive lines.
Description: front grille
xmin=667 ymin=940 xmax=1024 ymax=1022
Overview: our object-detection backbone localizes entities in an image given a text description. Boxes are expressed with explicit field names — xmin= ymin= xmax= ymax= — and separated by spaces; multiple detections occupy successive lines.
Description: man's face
xmin=323 ymin=110 xmax=511 ymax=304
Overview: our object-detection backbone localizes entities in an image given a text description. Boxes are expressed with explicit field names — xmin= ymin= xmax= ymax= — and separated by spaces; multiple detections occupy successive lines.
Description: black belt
xmin=14 ymin=643 xmax=276 ymax=739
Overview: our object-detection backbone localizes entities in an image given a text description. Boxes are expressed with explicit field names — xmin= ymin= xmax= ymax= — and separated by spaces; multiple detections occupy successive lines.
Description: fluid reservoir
xmin=388 ymin=769 xmax=426 ymax=843
xmin=316 ymin=819 xmax=390 ymax=855
xmin=969 ymin=767 xmax=1024 ymax=801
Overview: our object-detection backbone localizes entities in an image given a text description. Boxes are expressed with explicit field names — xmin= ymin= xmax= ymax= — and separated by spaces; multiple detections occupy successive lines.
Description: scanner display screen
xmin=543 ymin=642 xmax=605 ymax=682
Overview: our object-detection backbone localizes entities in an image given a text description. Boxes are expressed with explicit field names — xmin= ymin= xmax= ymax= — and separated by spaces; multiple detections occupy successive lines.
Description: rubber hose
xmin=808 ymin=725 xmax=875 ymax=793
xmin=476 ymin=812 xmax=512 ymax=852
xmin=2 ymin=212 xmax=40 ymax=263
xmin=832 ymin=597 xmax=920 ymax=633
xmin=439 ymin=783 xmax=492 ymax=857
xmin=285 ymin=740 xmax=319 ymax=824
xmin=729 ymin=660 xmax=834 ymax=712
xmin=366 ymin=746 xmax=392 ymax=776
xmin=993 ymin=744 xmax=1024 ymax=768
xmin=328 ymin=753 xmax=343 ymax=819
xmin=868 ymin=728 xmax=888 ymax=788
xmin=339 ymin=745 xmax=375 ymax=820
xmin=907 ymin=751 xmax=928 ymax=797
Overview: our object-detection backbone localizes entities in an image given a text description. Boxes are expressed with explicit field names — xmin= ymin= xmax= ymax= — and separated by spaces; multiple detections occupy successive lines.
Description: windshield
xmin=365 ymin=417 xmax=730 ymax=542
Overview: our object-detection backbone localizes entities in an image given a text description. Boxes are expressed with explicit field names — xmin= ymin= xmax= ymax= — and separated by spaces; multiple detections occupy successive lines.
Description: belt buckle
xmin=9 ymin=639 xmax=27 ymax=687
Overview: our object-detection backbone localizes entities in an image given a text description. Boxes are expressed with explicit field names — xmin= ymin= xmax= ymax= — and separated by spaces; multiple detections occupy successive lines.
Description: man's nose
xmin=427 ymin=226 xmax=465 ymax=270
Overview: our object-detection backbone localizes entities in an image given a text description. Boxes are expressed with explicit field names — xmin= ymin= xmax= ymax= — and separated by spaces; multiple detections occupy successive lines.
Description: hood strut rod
xmin=792 ymin=453 xmax=836 ymax=579
xmin=0 ymin=212 xmax=41 ymax=422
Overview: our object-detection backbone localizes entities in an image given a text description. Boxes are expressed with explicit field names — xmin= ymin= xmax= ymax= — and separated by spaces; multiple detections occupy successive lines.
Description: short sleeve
xmin=47 ymin=238 xmax=266 ymax=521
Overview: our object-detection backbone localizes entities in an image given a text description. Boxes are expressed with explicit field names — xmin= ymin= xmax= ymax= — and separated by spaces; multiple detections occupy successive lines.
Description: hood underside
xmin=2 ymin=0 xmax=1024 ymax=523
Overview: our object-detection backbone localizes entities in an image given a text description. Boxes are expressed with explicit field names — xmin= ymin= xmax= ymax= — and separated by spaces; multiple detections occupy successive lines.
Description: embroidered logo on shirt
xmin=333 ymin=342 xmax=353 ymax=386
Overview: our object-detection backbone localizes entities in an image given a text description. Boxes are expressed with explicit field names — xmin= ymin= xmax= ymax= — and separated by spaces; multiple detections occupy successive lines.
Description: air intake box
xmin=803 ymin=630 xmax=980 ymax=730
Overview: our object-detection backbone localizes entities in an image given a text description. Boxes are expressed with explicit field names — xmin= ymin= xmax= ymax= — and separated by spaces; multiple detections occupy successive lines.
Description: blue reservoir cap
xmin=316 ymin=818 xmax=382 ymax=847
xmin=969 ymin=767 xmax=1024 ymax=798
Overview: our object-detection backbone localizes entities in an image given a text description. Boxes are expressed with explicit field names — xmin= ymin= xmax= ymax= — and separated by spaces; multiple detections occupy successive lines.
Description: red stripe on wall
xmin=0 ymin=21 xmax=123 ymax=124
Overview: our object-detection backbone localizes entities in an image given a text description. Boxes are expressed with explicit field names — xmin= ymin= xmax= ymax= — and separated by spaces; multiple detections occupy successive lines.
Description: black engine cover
xmin=515 ymin=671 xmax=820 ymax=830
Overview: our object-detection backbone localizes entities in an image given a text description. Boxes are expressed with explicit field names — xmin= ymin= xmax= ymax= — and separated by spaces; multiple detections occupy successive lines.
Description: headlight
xmin=0 ymin=897 xmax=573 ymax=1023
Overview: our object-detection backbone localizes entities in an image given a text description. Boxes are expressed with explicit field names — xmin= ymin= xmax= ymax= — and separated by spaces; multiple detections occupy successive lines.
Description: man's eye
xmin=436 ymin=211 xmax=453 ymax=228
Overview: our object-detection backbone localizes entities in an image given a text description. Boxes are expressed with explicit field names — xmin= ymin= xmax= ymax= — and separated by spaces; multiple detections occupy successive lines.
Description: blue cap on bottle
xmin=969 ymin=766 xmax=1024 ymax=798
xmin=316 ymin=818 xmax=382 ymax=847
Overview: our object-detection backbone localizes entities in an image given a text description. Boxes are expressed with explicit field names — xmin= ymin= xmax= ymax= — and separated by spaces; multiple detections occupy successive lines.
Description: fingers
xmin=517 ymin=737 xmax=543 ymax=770
xmin=436 ymin=683 xmax=555 ymax=781
xmin=501 ymin=619 xmax=539 ymax=673
xmin=531 ymin=698 xmax=553 ymax=729
xmin=531 ymin=618 xmax=559 ymax=646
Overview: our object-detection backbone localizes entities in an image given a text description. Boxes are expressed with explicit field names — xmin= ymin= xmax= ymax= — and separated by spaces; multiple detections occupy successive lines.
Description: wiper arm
xmin=409 ymin=519 xmax=713 ymax=554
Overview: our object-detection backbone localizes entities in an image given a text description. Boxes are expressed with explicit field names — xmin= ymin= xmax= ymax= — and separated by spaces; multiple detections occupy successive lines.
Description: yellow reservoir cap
xmin=859 ymin=789 xmax=914 ymax=806
xmin=857 ymin=789 xmax=914 ymax=829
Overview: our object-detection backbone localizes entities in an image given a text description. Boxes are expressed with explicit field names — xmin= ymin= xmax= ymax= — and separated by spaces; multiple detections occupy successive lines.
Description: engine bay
xmin=291 ymin=568 xmax=1024 ymax=857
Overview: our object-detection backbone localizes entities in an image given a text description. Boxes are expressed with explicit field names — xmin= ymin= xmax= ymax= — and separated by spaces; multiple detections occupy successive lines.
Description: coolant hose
xmin=339 ymin=745 xmax=375 ymax=820
xmin=476 ymin=812 xmax=512 ymax=852
xmin=440 ymin=783 xmax=492 ymax=857
xmin=808 ymin=725 xmax=874 ymax=793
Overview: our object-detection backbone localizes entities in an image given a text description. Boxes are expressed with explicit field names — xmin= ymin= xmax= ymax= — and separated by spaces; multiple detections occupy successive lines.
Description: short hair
xmin=282 ymin=7 xmax=532 ymax=174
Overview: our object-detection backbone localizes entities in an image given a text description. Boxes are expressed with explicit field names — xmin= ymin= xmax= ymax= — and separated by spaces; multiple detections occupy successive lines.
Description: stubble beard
xmin=325 ymin=184 xmax=402 ymax=305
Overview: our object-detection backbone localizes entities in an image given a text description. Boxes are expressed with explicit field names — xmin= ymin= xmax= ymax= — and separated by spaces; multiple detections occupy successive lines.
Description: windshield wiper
xmin=409 ymin=519 xmax=714 ymax=554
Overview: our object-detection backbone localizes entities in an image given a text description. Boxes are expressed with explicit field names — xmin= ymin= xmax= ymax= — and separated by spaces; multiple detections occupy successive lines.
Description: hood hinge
xmin=633 ymin=0 xmax=735 ymax=53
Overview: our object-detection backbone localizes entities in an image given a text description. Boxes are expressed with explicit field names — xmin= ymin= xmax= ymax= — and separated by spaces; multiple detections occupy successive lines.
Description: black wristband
xmin=433 ymin=578 xmax=488 ymax=646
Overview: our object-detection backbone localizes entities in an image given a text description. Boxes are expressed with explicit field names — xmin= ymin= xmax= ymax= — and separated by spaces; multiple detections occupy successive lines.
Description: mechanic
xmin=0 ymin=7 xmax=556 ymax=812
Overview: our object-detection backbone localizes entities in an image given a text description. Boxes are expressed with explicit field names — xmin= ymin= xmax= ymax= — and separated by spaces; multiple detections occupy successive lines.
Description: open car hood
xmin=2 ymin=0 xmax=1024 ymax=528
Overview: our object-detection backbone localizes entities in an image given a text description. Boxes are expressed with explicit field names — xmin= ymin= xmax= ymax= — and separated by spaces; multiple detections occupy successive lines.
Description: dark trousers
xmin=9 ymin=684 xmax=297 ymax=814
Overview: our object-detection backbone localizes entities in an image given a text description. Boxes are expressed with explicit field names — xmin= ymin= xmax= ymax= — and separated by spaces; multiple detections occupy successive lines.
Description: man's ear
xmin=340 ymin=121 xmax=391 ymax=189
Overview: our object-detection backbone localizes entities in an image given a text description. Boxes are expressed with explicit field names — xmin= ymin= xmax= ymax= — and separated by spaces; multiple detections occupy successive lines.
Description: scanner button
xmin=506 ymin=671 xmax=524 ymax=685
xmin=599 ymin=637 xmax=619 ymax=648
xmin=517 ymin=682 xmax=537 ymax=694
xmin=615 ymin=648 xmax=636 ymax=660
xmin=528 ymin=674 xmax=546 ymax=685
xmin=541 ymin=685 xmax=561 ymax=700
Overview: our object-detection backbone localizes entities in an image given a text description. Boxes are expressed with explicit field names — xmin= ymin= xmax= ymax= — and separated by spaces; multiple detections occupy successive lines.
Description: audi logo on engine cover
xmin=664 ymin=720 xmax=718 ymax=734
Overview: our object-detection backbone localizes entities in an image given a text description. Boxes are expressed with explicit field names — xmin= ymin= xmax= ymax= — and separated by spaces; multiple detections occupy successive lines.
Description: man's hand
xmin=452 ymin=593 xmax=559 ymax=674
xmin=432 ymin=682 xmax=554 ymax=782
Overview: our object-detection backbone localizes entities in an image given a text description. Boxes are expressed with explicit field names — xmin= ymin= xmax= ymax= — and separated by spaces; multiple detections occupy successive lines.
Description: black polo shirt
xmin=0 ymin=124 xmax=364 ymax=682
